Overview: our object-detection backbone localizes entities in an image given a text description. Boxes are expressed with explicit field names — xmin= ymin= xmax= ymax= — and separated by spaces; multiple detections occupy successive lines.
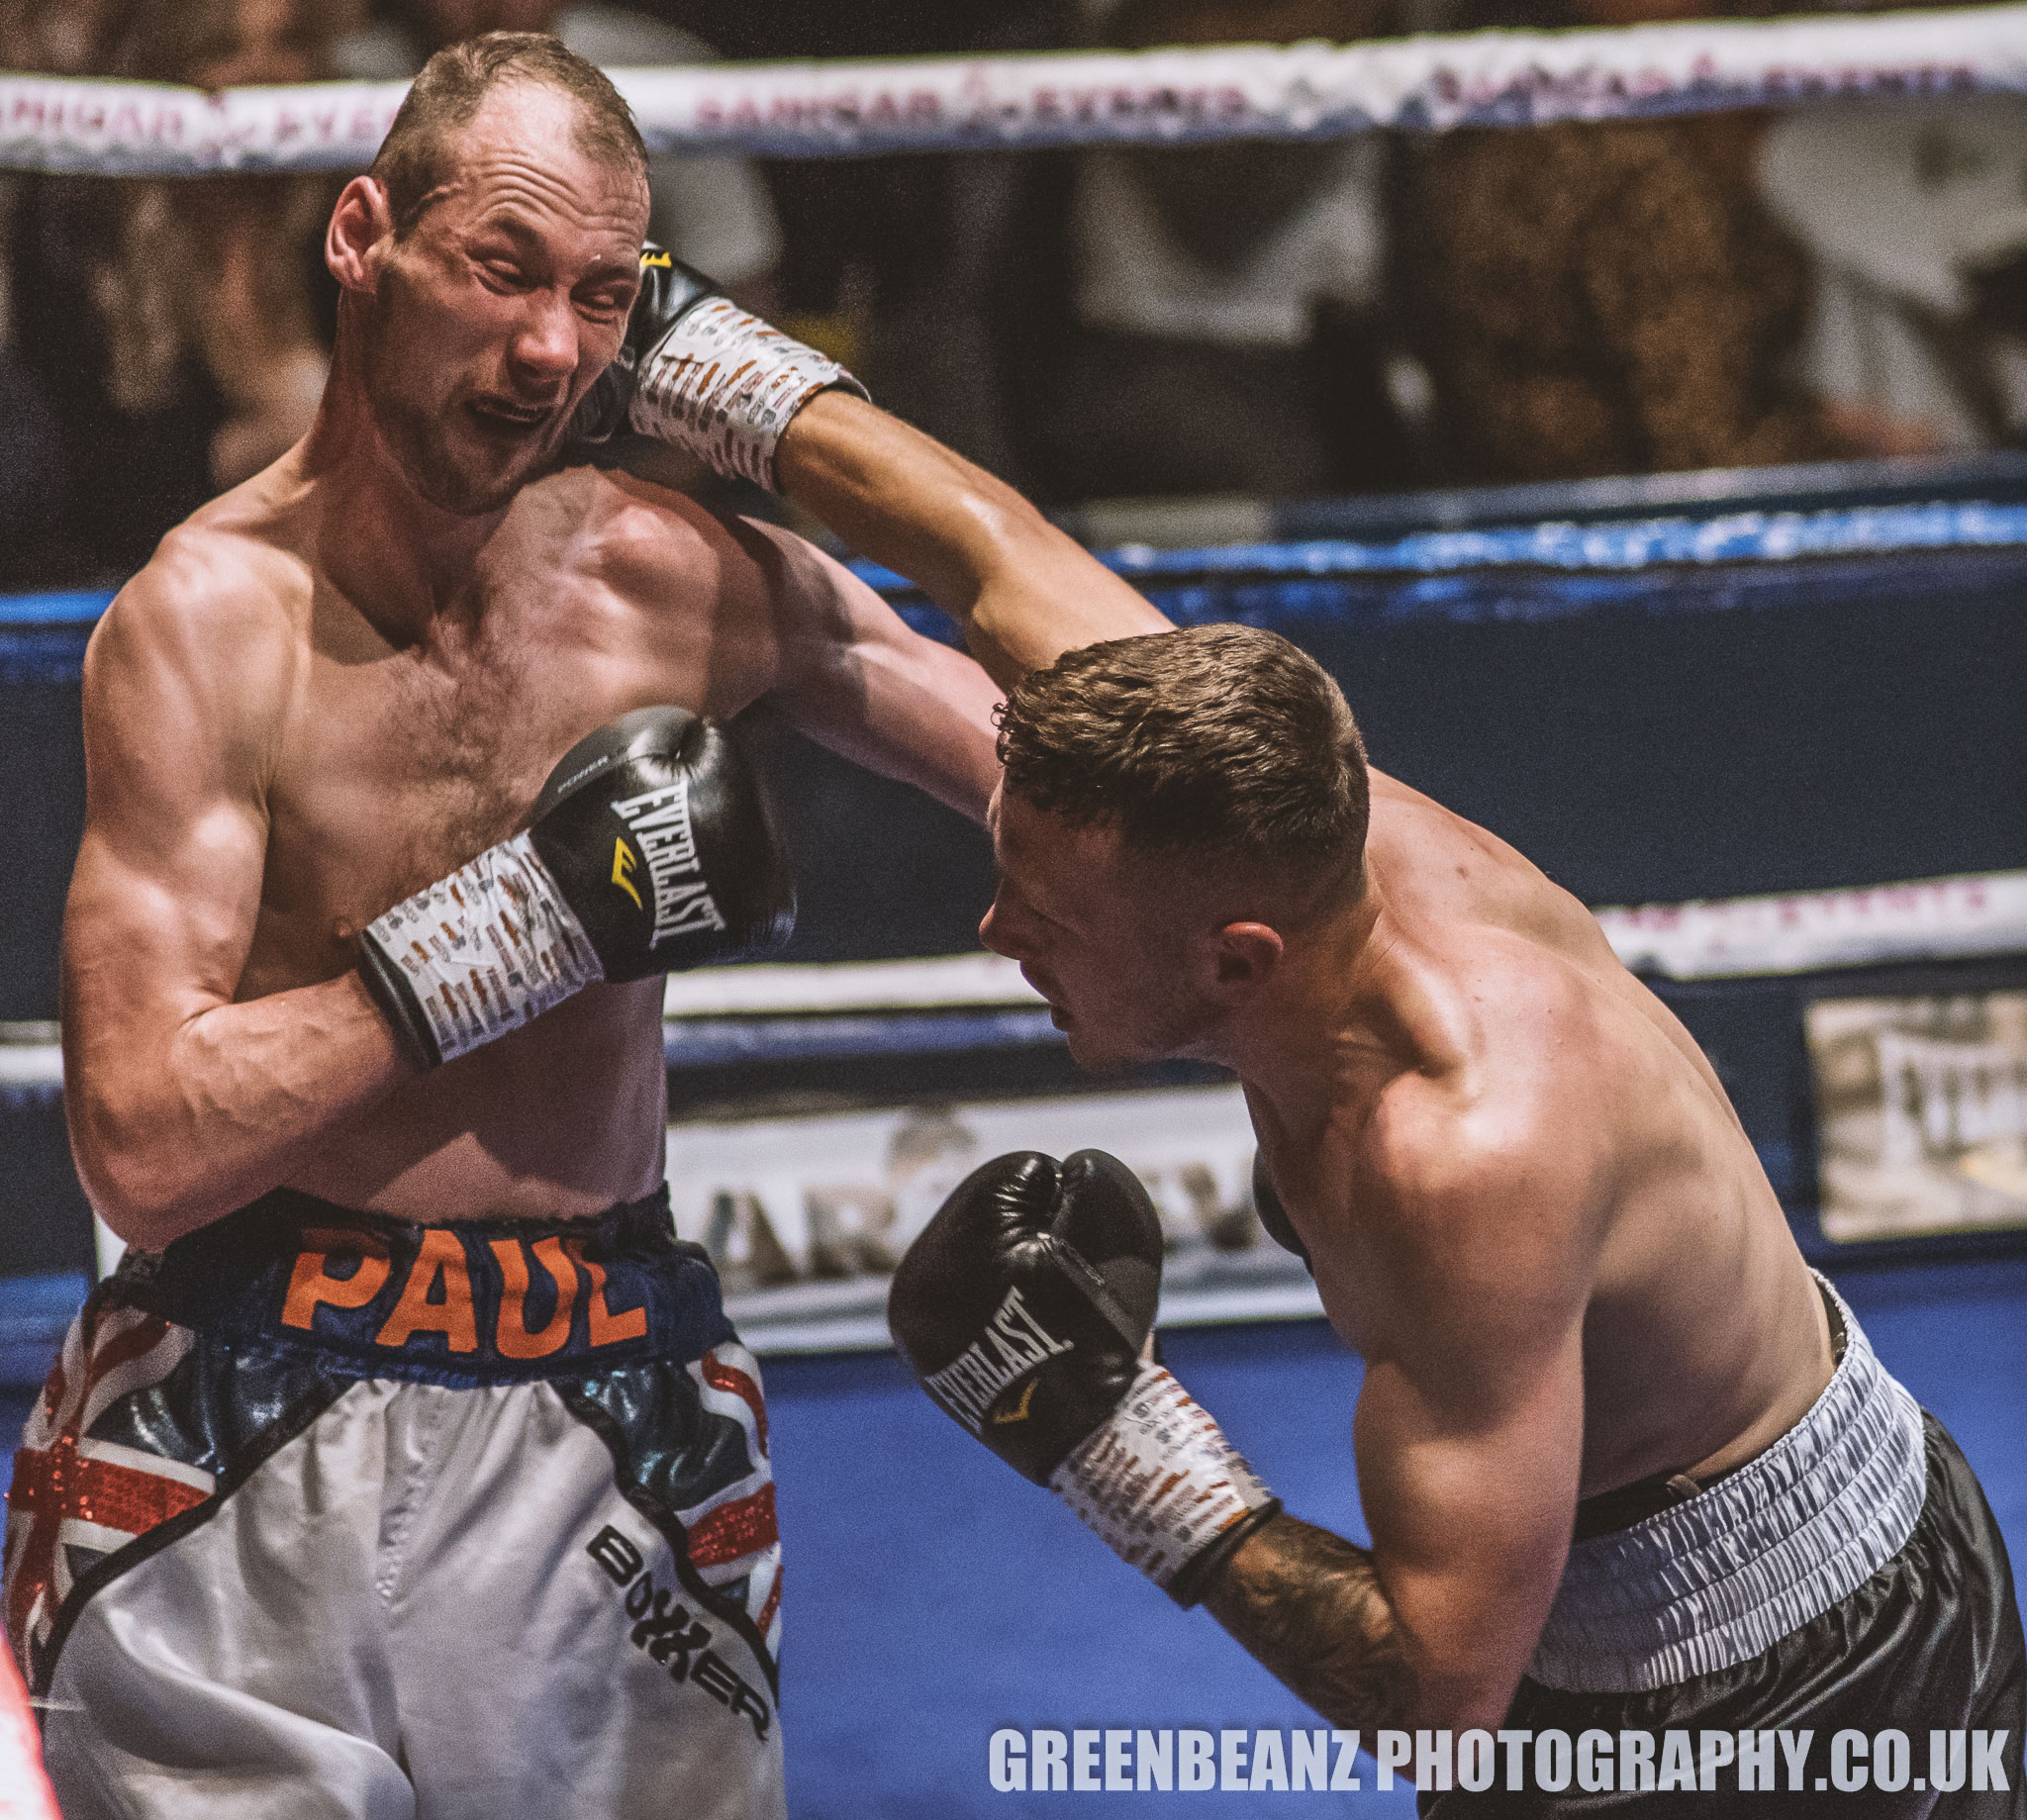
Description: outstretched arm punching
xmin=575 ymin=252 xmax=1169 ymax=685
xmin=773 ymin=394 xmax=1170 ymax=686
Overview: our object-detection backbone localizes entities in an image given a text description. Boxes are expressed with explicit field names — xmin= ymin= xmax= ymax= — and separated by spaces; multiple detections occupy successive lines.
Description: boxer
xmin=2 ymin=33 xmax=1002 ymax=1820
xmin=604 ymin=271 xmax=2025 ymax=1811
xmin=889 ymin=647 xmax=2025 ymax=1815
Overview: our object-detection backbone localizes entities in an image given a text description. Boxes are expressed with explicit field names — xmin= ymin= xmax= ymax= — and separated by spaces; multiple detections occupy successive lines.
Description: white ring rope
xmin=4 ymin=870 xmax=2024 ymax=1098
xmin=0 ymin=5 xmax=2020 ymax=176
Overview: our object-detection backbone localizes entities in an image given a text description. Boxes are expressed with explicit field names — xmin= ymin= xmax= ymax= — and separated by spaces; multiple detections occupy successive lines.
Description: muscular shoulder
xmin=84 ymin=522 xmax=305 ymax=766
xmin=534 ymin=464 xmax=820 ymax=621
xmin=1361 ymin=938 xmax=1611 ymax=1280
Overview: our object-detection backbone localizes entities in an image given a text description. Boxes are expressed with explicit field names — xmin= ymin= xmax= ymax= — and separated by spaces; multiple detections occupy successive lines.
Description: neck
xmin=1218 ymin=873 xmax=1401 ymax=1145
xmin=301 ymin=327 xmax=510 ymax=644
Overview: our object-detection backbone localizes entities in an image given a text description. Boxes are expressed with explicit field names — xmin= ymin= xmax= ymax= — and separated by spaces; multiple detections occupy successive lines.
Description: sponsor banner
xmin=2 ymin=7 xmax=2023 ymax=174
xmin=1598 ymin=871 xmax=2027 ymax=981
xmin=667 ymin=1084 xmax=1318 ymax=1351
xmin=1808 ymin=989 xmax=2027 ymax=1243
xmin=656 ymin=868 xmax=2027 ymax=1020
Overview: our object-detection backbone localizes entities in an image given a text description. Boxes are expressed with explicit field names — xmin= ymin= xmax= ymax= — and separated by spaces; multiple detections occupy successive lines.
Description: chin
xmin=413 ymin=449 xmax=532 ymax=518
xmin=383 ymin=408 xmax=550 ymax=517
xmin=1061 ymin=1024 xmax=1147 ymax=1076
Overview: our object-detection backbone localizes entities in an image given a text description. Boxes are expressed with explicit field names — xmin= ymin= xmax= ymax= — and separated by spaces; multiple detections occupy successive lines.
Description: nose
xmin=978 ymin=896 xmax=1021 ymax=959
xmin=508 ymin=289 xmax=580 ymax=388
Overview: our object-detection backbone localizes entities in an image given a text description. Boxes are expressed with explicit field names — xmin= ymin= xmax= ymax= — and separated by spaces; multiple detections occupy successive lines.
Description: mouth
xmin=464 ymin=396 xmax=556 ymax=435
xmin=1020 ymin=966 xmax=1067 ymax=1024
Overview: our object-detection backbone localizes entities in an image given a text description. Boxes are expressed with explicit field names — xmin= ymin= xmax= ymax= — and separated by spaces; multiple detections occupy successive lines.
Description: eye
xmin=476 ymin=257 xmax=533 ymax=294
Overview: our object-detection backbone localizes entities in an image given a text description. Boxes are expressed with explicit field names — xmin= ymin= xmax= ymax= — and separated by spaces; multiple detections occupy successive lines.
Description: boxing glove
xmin=888 ymin=1149 xmax=1281 ymax=1606
xmin=357 ymin=707 xmax=793 ymax=1069
xmin=569 ymin=245 xmax=867 ymax=492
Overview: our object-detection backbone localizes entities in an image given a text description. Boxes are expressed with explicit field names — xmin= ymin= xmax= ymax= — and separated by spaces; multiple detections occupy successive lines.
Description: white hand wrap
xmin=361 ymin=832 xmax=603 ymax=1065
xmin=1047 ymin=1361 xmax=1277 ymax=1595
xmin=628 ymin=297 xmax=867 ymax=492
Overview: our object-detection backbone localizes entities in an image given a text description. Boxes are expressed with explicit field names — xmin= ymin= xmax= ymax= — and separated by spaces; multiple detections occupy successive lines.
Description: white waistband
xmin=1528 ymin=1275 xmax=1928 ymax=1693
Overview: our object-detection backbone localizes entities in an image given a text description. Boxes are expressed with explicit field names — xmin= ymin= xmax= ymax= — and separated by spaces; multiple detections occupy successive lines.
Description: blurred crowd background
xmin=4 ymin=0 xmax=2027 ymax=588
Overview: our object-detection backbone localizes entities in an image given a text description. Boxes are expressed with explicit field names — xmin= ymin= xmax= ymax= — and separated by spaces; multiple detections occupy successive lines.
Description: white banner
xmin=1596 ymin=870 xmax=2027 ymax=980
xmin=19 ymin=867 xmax=2027 ymax=1106
xmin=2 ymin=7 xmax=2022 ymax=174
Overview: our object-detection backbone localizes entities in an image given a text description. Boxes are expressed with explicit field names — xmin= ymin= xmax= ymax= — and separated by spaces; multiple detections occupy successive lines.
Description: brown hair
xmin=370 ymin=32 xmax=648 ymax=238
xmin=996 ymin=624 xmax=1370 ymax=894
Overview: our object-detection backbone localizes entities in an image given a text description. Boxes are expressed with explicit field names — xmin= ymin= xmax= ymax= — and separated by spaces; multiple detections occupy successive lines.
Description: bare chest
xmin=243 ymin=563 xmax=775 ymax=993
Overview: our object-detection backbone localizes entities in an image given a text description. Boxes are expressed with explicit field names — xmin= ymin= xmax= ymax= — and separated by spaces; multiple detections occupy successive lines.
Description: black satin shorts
xmin=1424 ymin=1415 xmax=2026 ymax=1817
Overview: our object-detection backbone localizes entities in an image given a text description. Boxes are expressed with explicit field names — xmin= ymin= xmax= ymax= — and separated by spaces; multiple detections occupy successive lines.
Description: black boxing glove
xmin=357 ymin=707 xmax=793 ymax=1069
xmin=568 ymin=245 xmax=867 ymax=492
xmin=888 ymin=1149 xmax=1280 ymax=1606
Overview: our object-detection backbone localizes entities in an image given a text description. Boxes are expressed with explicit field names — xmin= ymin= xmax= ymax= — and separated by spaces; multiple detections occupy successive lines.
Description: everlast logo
xmin=922 ymin=1286 xmax=1073 ymax=1434
xmin=610 ymin=779 xmax=727 ymax=948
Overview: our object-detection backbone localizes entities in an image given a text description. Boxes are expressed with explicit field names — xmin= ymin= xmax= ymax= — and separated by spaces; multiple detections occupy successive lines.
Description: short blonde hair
xmin=996 ymin=623 xmax=1370 ymax=892
xmin=370 ymin=32 xmax=647 ymax=237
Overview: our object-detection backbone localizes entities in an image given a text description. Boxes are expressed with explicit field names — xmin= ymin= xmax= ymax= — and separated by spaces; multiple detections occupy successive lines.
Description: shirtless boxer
xmin=886 ymin=640 xmax=2020 ymax=1815
xmin=612 ymin=313 xmax=2023 ymax=1809
xmin=2 ymin=35 xmax=1003 ymax=1820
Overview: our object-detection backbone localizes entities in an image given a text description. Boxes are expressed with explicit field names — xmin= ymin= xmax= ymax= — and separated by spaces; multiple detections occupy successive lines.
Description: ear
xmin=327 ymin=177 xmax=394 ymax=294
xmin=1209 ymin=921 xmax=1283 ymax=995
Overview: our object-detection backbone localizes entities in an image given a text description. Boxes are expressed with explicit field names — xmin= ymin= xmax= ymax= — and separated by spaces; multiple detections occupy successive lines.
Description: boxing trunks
xmin=1424 ymin=1277 xmax=2025 ymax=1817
xmin=2 ymin=1188 xmax=785 ymax=1820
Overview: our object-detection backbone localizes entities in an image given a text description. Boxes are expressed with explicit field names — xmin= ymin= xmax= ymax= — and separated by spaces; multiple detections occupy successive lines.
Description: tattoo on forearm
xmin=1202 ymin=1514 xmax=1419 ymax=1732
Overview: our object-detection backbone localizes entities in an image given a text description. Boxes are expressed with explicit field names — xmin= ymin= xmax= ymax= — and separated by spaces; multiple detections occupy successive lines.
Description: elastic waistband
xmin=1528 ymin=1273 xmax=1928 ymax=1693
xmin=105 ymin=1186 xmax=734 ymax=1387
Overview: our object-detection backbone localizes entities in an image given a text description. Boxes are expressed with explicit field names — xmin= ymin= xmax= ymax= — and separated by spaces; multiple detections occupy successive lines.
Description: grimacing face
xmin=979 ymin=786 xmax=1219 ymax=1072
xmin=356 ymin=84 xmax=646 ymax=517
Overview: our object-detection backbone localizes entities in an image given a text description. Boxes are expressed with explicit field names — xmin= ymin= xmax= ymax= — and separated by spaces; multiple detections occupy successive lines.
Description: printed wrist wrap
xmin=359 ymin=832 xmax=603 ymax=1067
xmin=628 ymin=297 xmax=867 ymax=491
xmin=1047 ymin=1361 xmax=1280 ymax=1606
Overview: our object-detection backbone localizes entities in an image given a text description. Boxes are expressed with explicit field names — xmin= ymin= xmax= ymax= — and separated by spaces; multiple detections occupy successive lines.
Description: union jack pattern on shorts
xmin=6 ymin=1190 xmax=779 ymax=1711
xmin=3 ymin=1299 xmax=212 ymax=1682
xmin=683 ymin=1343 xmax=782 ymax=1664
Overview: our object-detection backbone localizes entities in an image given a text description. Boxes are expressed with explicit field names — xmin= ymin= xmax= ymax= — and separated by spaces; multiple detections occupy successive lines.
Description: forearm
xmin=773 ymin=392 xmax=1169 ymax=687
xmin=67 ymin=970 xmax=411 ymax=1249
xmin=1202 ymin=1513 xmax=1423 ymax=1734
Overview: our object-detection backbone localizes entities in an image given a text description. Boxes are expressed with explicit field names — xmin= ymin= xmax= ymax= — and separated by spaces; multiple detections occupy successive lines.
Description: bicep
xmin=750 ymin=523 xmax=1004 ymax=823
xmin=64 ymin=583 xmax=281 ymax=1060
xmin=1352 ymin=1252 xmax=1587 ymax=1714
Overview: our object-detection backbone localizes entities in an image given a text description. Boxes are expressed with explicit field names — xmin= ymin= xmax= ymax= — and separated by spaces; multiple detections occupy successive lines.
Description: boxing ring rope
xmin=2 ymin=863 xmax=2021 ymax=1098
xmin=15 ymin=848 xmax=2009 ymax=1345
xmin=5 ymin=483 xmax=2026 ymax=1105
xmin=0 ymin=3 xmax=2022 ymax=175
xmin=11 ymin=494 xmax=2027 ymax=661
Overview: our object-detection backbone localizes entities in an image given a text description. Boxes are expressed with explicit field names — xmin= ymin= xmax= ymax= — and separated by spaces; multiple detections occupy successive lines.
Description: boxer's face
xmin=981 ymin=788 xmax=1220 ymax=1071
xmin=357 ymin=84 xmax=646 ymax=515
